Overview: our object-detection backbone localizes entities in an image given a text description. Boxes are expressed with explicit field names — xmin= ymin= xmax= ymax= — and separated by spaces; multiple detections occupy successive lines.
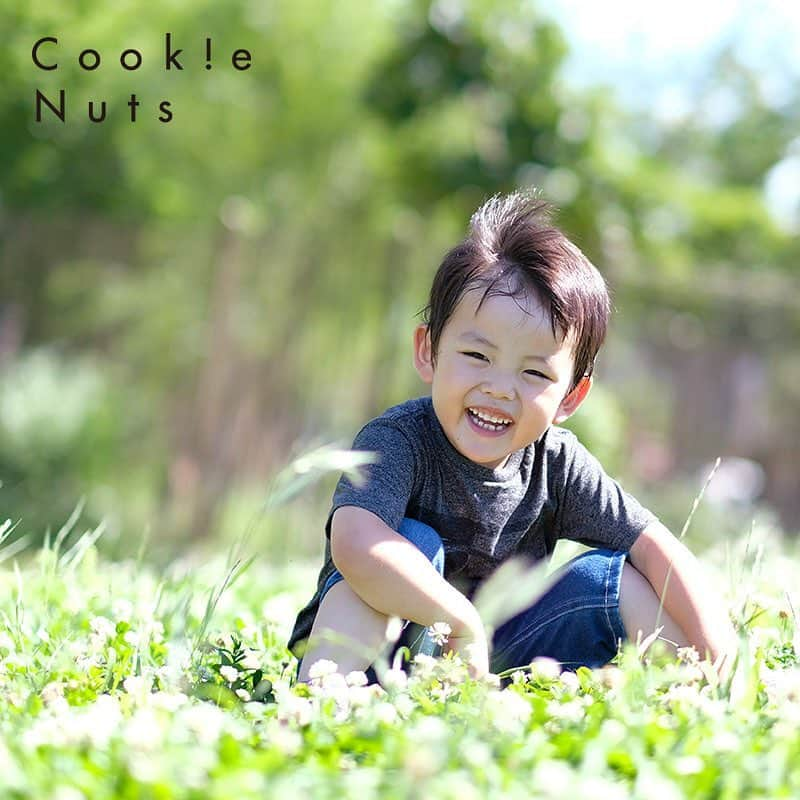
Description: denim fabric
xmin=304 ymin=517 xmax=628 ymax=679
xmin=490 ymin=547 xmax=627 ymax=672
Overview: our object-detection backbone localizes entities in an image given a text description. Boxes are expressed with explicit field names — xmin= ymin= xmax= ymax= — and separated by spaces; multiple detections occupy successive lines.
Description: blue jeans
xmin=311 ymin=517 xmax=628 ymax=678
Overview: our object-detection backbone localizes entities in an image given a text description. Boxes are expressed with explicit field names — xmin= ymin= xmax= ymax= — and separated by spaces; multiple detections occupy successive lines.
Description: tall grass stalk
xmin=654 ymin=457 xmax=721 ymax=635
xmin=190 ymin=443 xmax=373 ymax=667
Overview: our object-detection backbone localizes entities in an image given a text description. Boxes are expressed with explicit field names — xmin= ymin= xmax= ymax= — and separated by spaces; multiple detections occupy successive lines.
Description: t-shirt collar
xmin=424 ymin=396 xmax=526 ymax=483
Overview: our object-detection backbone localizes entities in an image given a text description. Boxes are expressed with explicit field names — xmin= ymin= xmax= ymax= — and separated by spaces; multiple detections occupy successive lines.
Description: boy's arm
xmin=330 ymin=505 xmax=488 ymax=675
xmin=628 ymin=521 xmax=737 ymax=672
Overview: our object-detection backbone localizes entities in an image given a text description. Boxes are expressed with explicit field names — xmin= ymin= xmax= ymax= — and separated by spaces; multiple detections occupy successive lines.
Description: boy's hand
xmin=448 ymin=636 xmax=489 ymax=679
xmin=446 ymin=613 xmax=489 ymax=679
xmin=628 ymin=521 xmax=738 ymax=673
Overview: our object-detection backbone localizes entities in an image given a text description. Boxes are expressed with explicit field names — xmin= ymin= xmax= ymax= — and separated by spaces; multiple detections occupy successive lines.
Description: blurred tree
xmin=1 ymin=0 xmax=798 ymax=547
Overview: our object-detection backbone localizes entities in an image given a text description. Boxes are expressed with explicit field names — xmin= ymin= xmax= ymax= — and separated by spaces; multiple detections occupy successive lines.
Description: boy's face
xmin=413 ymin=286 xmax=591 ymax=469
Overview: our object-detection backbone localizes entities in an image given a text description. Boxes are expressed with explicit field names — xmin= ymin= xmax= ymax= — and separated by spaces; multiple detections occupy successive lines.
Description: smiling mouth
xmin=466 ymin=407 xmax=513 ymax=432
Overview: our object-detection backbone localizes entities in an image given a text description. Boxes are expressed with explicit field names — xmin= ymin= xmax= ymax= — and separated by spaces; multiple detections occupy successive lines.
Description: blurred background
xmin=1 ymin=0 xmax=798 ymax=565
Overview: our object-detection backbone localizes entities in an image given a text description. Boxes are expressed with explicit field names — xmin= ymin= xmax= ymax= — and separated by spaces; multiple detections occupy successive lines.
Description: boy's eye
xmin=462 ymin=351 xmax=488 ymax=362
xmin=524 ymin=369 xmax=552 ymax=381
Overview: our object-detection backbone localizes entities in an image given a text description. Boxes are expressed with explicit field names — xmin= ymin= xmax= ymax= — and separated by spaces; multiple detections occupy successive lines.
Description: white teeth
xmin=468 ymin=408 xmax=512 ymax=431
xmin=469 ymin=408 xmax=512 ymax=425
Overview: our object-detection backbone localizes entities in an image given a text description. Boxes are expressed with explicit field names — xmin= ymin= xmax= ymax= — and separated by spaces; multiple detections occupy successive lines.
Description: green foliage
xmin=0 ymin=351 xmax=129 ymax=542
xmin=561 ymin=381 xmax=625 ymax=473
xmin=2 ymin=0 xmax=798 ymax=542
xmin=1 ymin=521 xmax=800 ymax=798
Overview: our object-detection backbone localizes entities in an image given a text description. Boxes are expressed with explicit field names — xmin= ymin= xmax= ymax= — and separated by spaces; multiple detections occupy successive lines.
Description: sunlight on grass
xmin=0 ymin=457 xmax=799 ymax=797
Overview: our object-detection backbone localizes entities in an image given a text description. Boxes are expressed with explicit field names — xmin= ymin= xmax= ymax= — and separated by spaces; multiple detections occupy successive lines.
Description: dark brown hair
xmin=420 ymin=191 xmax=611 ymax=391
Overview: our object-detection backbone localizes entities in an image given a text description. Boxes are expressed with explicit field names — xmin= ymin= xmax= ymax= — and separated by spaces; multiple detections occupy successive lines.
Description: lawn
xmin=1 ymin=509 xmax=799 ymax=799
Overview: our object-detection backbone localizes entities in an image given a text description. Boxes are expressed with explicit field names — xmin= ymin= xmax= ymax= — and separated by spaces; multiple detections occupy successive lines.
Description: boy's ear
xmin=553 ymin=376 xmax=592 ymax=424
xmin=413 ymin=324 xmax=434 ymax=384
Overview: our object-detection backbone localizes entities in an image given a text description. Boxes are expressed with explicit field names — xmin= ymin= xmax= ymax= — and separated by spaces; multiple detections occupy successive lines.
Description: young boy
xmin=289 ymin=192 xmax=736 ymax=681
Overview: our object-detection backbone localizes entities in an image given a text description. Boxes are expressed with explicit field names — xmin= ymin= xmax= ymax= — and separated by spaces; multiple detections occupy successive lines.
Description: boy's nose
xmin=481 ymin=373 xmax=515 ymax=400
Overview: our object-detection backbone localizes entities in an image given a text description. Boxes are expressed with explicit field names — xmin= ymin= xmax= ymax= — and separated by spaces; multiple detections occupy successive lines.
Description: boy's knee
xmin=561 ymin=549 xmax=619 ymax=594
xmin=398 ymin=518 xmax=445 ymax=574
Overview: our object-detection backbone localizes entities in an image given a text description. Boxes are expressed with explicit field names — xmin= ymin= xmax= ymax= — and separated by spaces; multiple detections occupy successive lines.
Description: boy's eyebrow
xmin=460 ymin=331 xmax=497 ymax=348
xmin=459 ymin=331 xmax=553 ymax=362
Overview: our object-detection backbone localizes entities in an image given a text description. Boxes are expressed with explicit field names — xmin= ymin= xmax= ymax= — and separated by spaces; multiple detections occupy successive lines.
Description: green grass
xmin=1 ymin=508 xmax=799 ymax=799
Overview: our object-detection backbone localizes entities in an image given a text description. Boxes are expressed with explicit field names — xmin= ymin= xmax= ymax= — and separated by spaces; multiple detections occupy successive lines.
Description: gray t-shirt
xmin=288 ymin=396 xmax=656 ymax=656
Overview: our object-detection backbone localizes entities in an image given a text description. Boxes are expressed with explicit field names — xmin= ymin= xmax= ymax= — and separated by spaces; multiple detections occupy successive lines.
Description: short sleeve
xmin=553 ymin=430 xmax=657 ymax=552
xmin=324 ymin=420 xmax=418 ymax=538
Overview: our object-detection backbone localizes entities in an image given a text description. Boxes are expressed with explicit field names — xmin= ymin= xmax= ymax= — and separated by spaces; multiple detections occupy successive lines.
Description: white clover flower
xmin=559 ymin=671 xmax=580 ymax=693
xmin=148 ymin=692 xmax=188 ymax=712
xmin=374 ymin=701 xmax=399 ymax=725
xmin=123 ymin=630 xmax=140 ymax=647
xmin=382 ymin=668 xmax=408 ymax=690
xmin=123 ymin=675 xmax=151 ymax=701
xmin=83 ymin=695 xmax=124 ymax=748
xmin=761 ymin=665 xmax=800 ymax=703
xmin=52 ymin=788 xmax=86 ymax=800
xmin=459 ymin=740 xmax=492 ymax=768
xmin=411 ymin=715 xmax=448 ymax=742
xmin=530 ymin=657 xmax=562 ymax=681
xmin=677 ymin=645 xmax=701 ymax=665
xmin=663 ymin=683 xmax=724 ymax=717
xmin=22 ymin=718 xmax=57 ymax=750
xmin=243 ymin=701 xmax=268 ymax=719
xmin=598 ymin=718 xmax=627 ymax=744
xmin=532 ymin=759 xmax=573 ymax=796
xmin=428 ymin=622 xmax=452 ymax=646
xmin=431 ymin=683 xmax=457 ymax=702
xmin=270 ymin=679 xmax=296 ymax=705
xmin=307 ymin=659 xmax=338 ymax=680
xmin=403 ymin=720 xmax=449 ymax=776
xmin=392 ymin=692 xmax=415 ymax=719
xmin=219 ymin=665 xmax=239 ymax=684
xmin=320 ymin=672 xmax=348 ymax=692
xmin=348 ymin=685 xmax=376 ymax=710
xmin=40 ymin=681 xmax=65 ymax=707
xmin=476 ymin=671 xmax=499 ymax=688
xmin=674 ymin=663 xmax=704 ymax=684
xmin=316 ymin=675 xmax=352 ymax=722
xmin=575 ymin=775 xmax=629 ymax=800
xmin=277 ymin=693 xmax=314 ymax=727
xmin=126 ymin=752 xmax=161 ymax=785
xmin=547 ymin=698 xmax=584 ymax=724
xmin=674 ymin=755 xmax=705 ymax=776
xmin=265 ymin=721 xmax=302 ymax=756
xmin=123 ymin=707 xmax=162 ymax=750
xmin=403 ymin=747 xmax=441 ymax=780
xmin=240 ymin=649 xmax=262 ymax=671
xmin=411 ymin=653 xmax=438 ymax=677
xmin=487 ymin=689 xmax=533 ymax=731
xmin=174 ymin=748 xmax=220 ymax=790
xmin=180 ymin=701 xmax=229 ymax=745
xmin=511 ymin=669 xmax=526 ymax=685
xmin=709 ymin=730 xmax=740 ymax=752
xmin=345 ymin=670 xmax=369 ymax=687
xmin=89 ymin=616 xmax=116 ymax=641
xmin=236 ymin=688 xmax=252 ymax=702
